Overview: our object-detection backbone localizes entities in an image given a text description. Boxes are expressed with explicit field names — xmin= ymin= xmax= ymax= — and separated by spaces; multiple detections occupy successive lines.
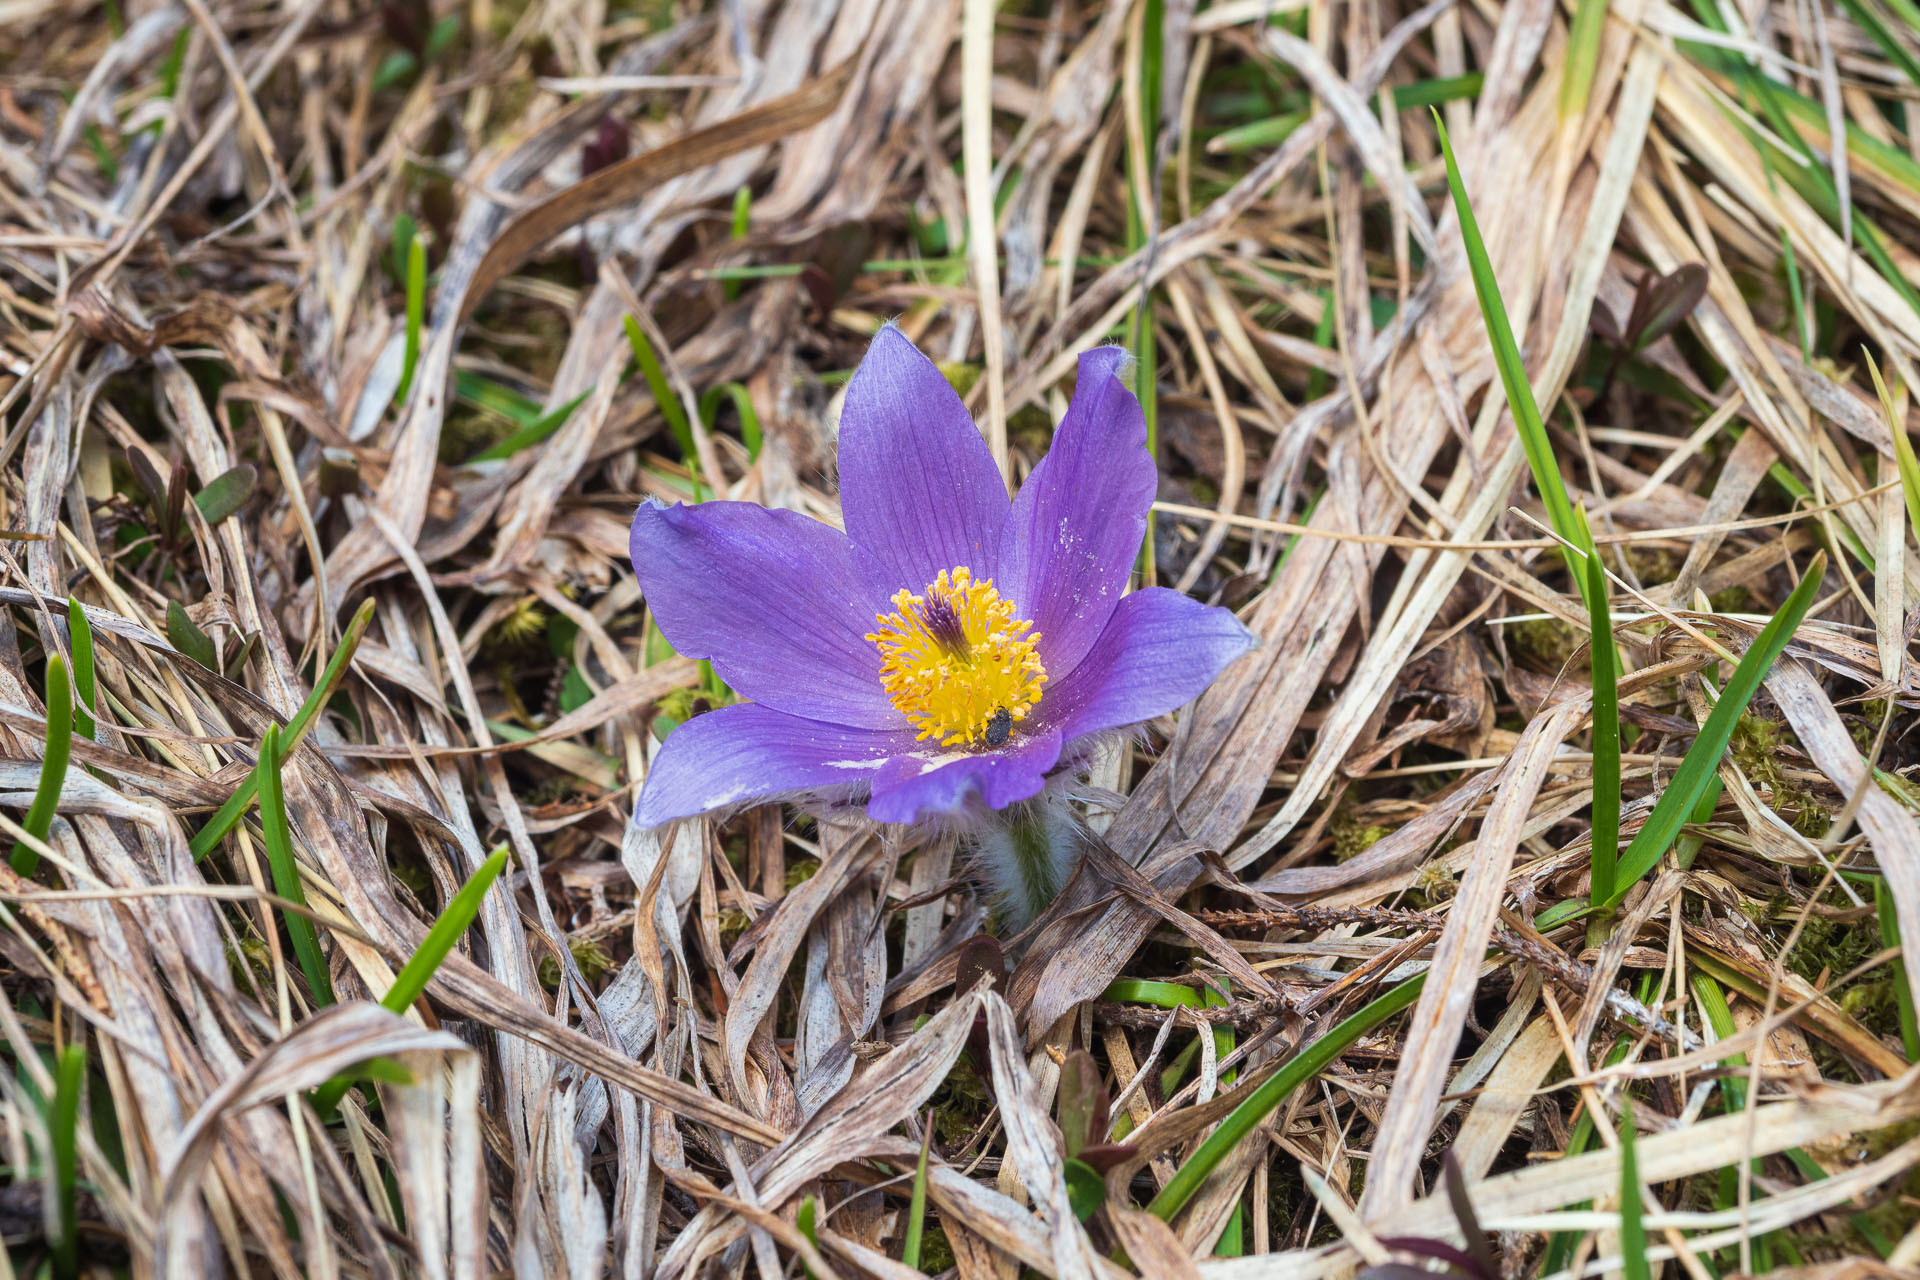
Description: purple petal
xmin=1035 ymin=588 xmax=1254 ymax=741
xmin=634 ymin=703 xmax=912 ymax=826
xmin=998 ymin=348 xmax=1156 ymax=679
xmin=867 ymin=728 xmax=1064 ymax=825
xmin=630 ymin=500 xmax=903 ymax=728
xmin=838 ymin=326 xmax=1009 ymax=593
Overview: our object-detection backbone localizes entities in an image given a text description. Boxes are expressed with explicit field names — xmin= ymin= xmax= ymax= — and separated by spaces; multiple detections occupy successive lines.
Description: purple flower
xmin=628 ymin=327 xmax=1254 ymax=830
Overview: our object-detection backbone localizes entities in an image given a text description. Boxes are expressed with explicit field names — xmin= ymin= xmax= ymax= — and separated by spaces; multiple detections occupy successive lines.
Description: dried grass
xmin=4 ymin=0 xmax=1920 ymax=1274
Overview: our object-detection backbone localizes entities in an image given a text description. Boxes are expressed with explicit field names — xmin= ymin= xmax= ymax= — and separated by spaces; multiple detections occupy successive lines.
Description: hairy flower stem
xmin=972 ymin=794 xmax=1081 ymax=930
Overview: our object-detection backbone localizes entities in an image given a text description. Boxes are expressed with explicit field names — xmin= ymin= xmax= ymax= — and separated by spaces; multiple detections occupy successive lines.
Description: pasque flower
xmin=629 ymin=327 xmax=1253 ymax=837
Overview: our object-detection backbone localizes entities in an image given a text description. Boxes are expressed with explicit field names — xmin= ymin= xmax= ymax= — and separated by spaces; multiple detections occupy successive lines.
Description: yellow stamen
xmin=866 ymin=567 xmax=1046 ymax=746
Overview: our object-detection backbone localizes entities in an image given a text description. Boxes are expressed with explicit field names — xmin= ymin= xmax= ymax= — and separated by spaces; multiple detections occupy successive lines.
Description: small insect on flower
xmin=628 ymin=327 xmax=1254 ymax=923
xmin=984 ymin=706 xmax=1013 ymax=748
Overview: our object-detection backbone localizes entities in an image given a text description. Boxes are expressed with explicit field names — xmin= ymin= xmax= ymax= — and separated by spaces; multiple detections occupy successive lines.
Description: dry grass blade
xmin=6 ymin=0 xmax=1920 ymax=1273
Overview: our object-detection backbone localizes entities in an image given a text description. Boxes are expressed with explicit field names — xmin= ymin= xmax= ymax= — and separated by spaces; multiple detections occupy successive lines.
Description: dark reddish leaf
xmin=955 ymin=937 xmax=1004 ymax=995
xmin=1377 ymin=1236 xmax=1484 ymax=1277
xmin=1360 ymin=1265 xmax=1470 ymax=1280
xmin=581 ymin=116 xmax=630 ymax=178
xmin=1063 ymin=1157 xmax=1105 ymax=1220
xmin=1442 ymin=1151 xmax=1500 ymax=1280
xmin=382 ymin=0 xmax=430 ymax=56
xmin=1057 ymin=1050 xmax=1106 ymax=1157
xmin=1624 ymin=262 xmax=1707 ymax=352
xmin=1589 ymin=300 xmax=1622 ymax=346
xmin=124 ymin=447 xmax=167 ymax=512
xmin=797 ymin=264 xmax=836 ymax=317
xmin=1074 ymin=1142 xmax=1135 ymax=1175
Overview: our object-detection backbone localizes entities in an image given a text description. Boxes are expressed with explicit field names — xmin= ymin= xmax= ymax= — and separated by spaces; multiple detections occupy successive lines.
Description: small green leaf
xmin=902 ymin=1118 xmax=933 ymax=1270
xmin=1064 ymin=1157 xmax=1106 ymax=1221
xmin=192 ymin=463 xmax=257 ymax=526
xmin=166 ymin=601 xmax=217 ymax=671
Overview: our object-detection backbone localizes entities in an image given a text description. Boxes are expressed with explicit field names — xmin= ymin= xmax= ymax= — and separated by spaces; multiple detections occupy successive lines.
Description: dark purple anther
xmin=919 ymin=593 xmax=971 ymax=657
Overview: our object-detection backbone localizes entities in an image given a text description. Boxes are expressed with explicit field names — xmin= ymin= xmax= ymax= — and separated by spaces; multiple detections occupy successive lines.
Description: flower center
xmin=867 ymin=567 xmax=1046 ymax=747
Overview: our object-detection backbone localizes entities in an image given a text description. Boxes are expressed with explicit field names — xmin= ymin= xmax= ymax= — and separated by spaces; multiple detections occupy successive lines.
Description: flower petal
xmin=838 ymin=326 xmax=1009 ymax=591
xmin=630 ymin=499 xmax=902 ymax=727
xmin=1035 ymin=588 xmax=1254 ymax=741
xmin=634 ymin=704 xmax=912 ymax=827
xmin=866 ymin=728 xmax=1064 ymax=825
xmin=998 ymin=347 xmax=1156 ymax=678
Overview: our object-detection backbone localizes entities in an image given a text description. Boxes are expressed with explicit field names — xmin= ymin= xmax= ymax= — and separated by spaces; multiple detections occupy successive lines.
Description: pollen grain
xmin=867 ymin=567 xmax=1046 ymax=747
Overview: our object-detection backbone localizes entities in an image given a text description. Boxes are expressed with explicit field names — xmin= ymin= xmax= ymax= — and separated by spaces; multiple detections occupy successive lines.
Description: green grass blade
xmin=1431 ymin=111 xmax=1590 ymax=594
xmin=698 ymin=383 xmax=763 ymax=460
xmin=902 ymin=1117 xmax=933 ymax=1270
xmin=1543 ymin=1032 xmax=1631 ymax=1272
xmin=1148 ymin=974 xmax=1424 ymax=1223
xmin=624 ymin=315 xmax=704 ymax=500
xmin=1864 ymin=350 xmax=1920 ymax=542
xmin=1586 ymin=546 xmax=1620 ymax=909
xmin=395 ymin=236 xmax=426 ymax=406
xmin=13 ymin=655 xmax=71 ymax=875
xmin=192 ymin=599 xmax=375 ymax=862
xmin=467 ymin=390 xmax=590 ymax=464
xmin=1559 ymin=0 xmax=1609 ymax=122
xmin=48 ymin=1042 xmax=84 ymax=1280
xmin=725 ymin=185 xmax=751 ymax=302
xmin=1834 ymin=0 xmax=1920 ymax=94
xmin=1878 ymin=877 xmax=1920 ymax=1060
xmin=386 ymin=846 xmax=507 ymax=1015
xmin=312 ymin=846 xmax=508 ymax=1116
xmin=1603 ymin=554 xmax=1826 ymax=907
xmin=256 ymin=724 xmax=334 ymax=1007
xmin=1618 ymin=1097 xmax=1650 ymax=1280
xmin=1391 ymin=72 xmax=1484 ymax=112
xmin=66 ymin=599 xmax=94 ymax=742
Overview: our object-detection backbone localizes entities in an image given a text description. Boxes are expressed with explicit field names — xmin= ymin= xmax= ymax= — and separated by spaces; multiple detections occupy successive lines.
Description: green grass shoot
xmin=1540 ymin=553 xmax=1826 ymax=929
xmin=12 ymin=654 xmax=71 ymax=876
xmin=256 ymin=723 xmax=334 ymax=1007
xmin=1878 ymin=877 xmax=1920 ymax=1060
xmin=1618 ymin=1096 xmax=1650 ymax=1280
xmin=395 ymin=234 xmax=426 ymax=407
xmin=1558 ymin=0 xmax=1609 ymax=122
xmin=49 ymin=1041 xmax=84 ymax=1280
xmin=901 ymin=1117 xmax=933 ymax=1270
xmin=191 ymin=599 xmax=375 ymax=862
xmin=1863 ymin=349 xmax=1920 ymax=542
xmin=311 ymin=845 xmax=509 ymax=1117
xmin=1598 ymin=554 xmax=1824 ymax=907
xmin=66 ymin=599 xmax=94 ymax=742
xmin=699 ymin=383 xmax=762 ymax=460
xmin=1433 ymin=110 xmax=1593 ymax=599
xmin=623 ymin=315 xmax=705 ymax=500
xmin=1585 ymin=542 xmax=1621 ymax=910
xmin=1148 ymin=973 xmax=1424 ymax=1222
